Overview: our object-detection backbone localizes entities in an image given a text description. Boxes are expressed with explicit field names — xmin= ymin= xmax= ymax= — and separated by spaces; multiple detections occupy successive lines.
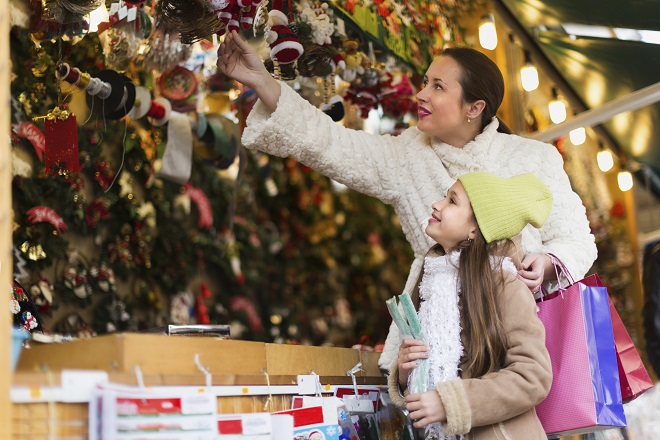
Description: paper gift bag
xmin=608 ymin=299 xmax=654 ymax=402
xmin=535 ymin=273 xmax=626 ymax=437
xmin=551 ymin=256 xmax=654 ymax=403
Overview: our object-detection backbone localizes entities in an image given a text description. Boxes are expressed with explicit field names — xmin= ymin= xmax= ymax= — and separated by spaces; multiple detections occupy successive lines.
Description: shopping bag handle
xmin=547 ymin=252 xmax=575 ymax=288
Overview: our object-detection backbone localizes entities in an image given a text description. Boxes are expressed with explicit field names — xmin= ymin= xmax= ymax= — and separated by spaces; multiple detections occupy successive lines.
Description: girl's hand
xmin=405 ymin=390 xmax=446 ymax=428
xmin=397 ymin=338 xmax=430 ymax=389
xmin=518 ymin=253 xmax=552 ymax=294
xmin=216 ymin=31 xmax=280 ymax=111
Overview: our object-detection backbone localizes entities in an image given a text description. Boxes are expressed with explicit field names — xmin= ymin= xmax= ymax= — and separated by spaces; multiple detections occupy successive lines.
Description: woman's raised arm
xmin=217 ymin=31 xmax=281 ymax=113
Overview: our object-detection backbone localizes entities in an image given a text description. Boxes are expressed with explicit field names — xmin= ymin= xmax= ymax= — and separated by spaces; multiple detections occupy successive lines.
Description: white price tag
xmin=127 ymin=7 xmax=137 ymax=22
xmin=118 ymin=5 xmax=128 ymax=20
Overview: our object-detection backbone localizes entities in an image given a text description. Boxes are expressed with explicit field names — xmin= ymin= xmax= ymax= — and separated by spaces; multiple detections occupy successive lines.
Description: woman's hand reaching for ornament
xmin=216 ymin=30 xmax=281 ymax=112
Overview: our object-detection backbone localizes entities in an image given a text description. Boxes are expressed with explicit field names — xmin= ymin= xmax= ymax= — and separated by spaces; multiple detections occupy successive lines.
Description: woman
xmin=216 ymin=31 xmax=597 ymax=369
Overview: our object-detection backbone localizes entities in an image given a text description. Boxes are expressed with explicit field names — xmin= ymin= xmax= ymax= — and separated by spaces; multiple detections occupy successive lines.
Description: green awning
xmin=500 ymin=0 xmax=660 ymax=170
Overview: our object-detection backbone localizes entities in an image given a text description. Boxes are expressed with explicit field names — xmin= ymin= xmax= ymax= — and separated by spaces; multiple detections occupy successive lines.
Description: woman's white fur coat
xmin=241 ymin=82 xmax=597 ymax=370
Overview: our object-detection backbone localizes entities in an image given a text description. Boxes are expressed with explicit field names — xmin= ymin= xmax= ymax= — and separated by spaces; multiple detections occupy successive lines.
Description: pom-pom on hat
xmin=457 ymin=172 xmax=553 ymax=244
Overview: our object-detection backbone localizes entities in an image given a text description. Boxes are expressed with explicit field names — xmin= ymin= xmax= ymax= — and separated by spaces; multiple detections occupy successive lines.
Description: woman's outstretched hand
xmin=216 ymin=30 xmax=281 ymax=112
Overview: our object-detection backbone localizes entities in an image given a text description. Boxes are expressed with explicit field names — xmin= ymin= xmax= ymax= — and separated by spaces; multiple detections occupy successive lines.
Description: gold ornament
xmin=20 ymin=241 xmax=47 ymax=261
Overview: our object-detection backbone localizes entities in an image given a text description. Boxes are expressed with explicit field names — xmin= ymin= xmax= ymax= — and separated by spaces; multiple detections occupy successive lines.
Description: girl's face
xmin=416 ymin=56 xmax=472 ymax=143
xmin=425 ymin=180 xmax=478 ymax=252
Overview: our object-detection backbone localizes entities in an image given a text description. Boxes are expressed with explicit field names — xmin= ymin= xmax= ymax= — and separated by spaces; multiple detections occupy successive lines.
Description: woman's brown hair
xmin=441 ymin=47 xmax=512 ymax=135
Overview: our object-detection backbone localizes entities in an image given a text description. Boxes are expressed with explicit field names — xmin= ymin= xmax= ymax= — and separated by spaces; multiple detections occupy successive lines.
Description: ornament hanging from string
xmin=156 ymin=0 xmax=223 ymax=44
xmin=41 ymin=0 xmax=105 ymax=23
xmin=35 ymin=42 xmax=80 ymax=174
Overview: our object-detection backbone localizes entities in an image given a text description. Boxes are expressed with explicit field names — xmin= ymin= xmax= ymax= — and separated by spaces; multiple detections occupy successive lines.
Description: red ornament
xmin=15 ymin=122 xmax=46 ymax=161
xmin=184 ymin=183 xmax=214 ymax=229
xmin=44 ymin=107 xmax=80 ymax=174
xmin=26 ymin=206 xmax=67 ymax=233
xmin=230 ymin=296 xmax=263 ymax=333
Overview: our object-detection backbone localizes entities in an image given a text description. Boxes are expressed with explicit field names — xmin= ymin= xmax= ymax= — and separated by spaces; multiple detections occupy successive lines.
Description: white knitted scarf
xmin=413 ymin=250 xmax=517 ymax=439
xmin=413 ymin=250 xmax=464 ymax=440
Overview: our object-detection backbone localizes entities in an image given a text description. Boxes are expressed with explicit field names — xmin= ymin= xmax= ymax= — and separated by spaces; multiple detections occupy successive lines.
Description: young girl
xmin=388 ymin=172 xmax=553 ymax=440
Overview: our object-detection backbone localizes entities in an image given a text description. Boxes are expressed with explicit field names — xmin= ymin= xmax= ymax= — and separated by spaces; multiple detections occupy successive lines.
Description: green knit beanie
xmin=457 ymin=172 xmax=553 ymax=244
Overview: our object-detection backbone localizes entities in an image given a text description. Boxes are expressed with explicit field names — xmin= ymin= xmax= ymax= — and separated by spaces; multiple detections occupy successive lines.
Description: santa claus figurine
xmin=267 ymin=0 xmax=303 ymax=64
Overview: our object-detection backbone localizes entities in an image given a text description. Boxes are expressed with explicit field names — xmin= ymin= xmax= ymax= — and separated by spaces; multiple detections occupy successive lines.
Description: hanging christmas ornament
xmin=139 ymin=28 xmax=192 ymax=73
xmin=183 ymin=183 xmax=214 ymax=229
xmin=171 ymin=290 xmax=196 ymax=324
xmin=59 ymin=252 xmax=94 ymax=304
xmin=158 ymin=65 xmax=199 ymax=113
xmin=156 ymin=0 xmax=223 ymax=43
xmin=26 ymin=206 xmax=68 ymax=234
xmin=230 ymin=296 xmax=263 ymax=333
xmin=196 ymin=283 xmax=212 ymax=324
xmin=93 ymin=294 xmax=131 ymax=334
xmin=36 ymin=105 xmax=80 ymax=174
xmin=266 ymin=0 xmax=303 ymax=65
xmin=28 ymin=278 xmax=55 ymax=315
xmin=41 ymin=0 xmax=104 ymax=23
xmin=12 ymin=279 xmax=44 ymax=333
xmin=338 ymin=39 xmax=368 ymax=83
xmin=30 ymin=0 xmax=91 ymax=40
xmin=320 ymin=75 xmax=344 ymax=122
xmin=13 ymin=121 xmax=46 ymax=162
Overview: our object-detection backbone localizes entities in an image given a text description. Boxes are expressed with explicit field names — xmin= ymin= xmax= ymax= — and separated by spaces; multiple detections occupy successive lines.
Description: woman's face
xmin=416 ymin=56 xmax=471 ymax=142
xmin=425 ymin=180 xmax=478 ymax=252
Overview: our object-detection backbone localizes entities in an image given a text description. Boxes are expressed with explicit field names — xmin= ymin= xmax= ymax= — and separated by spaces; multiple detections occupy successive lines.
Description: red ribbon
xmin=184 ymin=183 xmax=214 ymax=229
xmin=26 ymin=206 xmax=67 ymax=233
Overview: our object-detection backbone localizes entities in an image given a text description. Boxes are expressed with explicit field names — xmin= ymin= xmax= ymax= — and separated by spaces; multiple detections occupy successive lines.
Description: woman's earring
xmin=467 ymin=116 xmax=471 ymax=123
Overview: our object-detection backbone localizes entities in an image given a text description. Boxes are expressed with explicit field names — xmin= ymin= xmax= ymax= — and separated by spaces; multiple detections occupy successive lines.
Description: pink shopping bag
xmin=535 ymin=256 xmax=626 ymax=437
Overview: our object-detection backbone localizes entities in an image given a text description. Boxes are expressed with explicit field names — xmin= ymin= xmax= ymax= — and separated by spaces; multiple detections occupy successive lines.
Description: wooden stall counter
xmin=11 ymin=333 xmax=386 ymax=439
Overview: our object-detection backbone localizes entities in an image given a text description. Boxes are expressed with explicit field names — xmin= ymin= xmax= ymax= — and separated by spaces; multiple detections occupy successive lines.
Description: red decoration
xmin=196 ymin=283 xmax=211 ymax=324
xmin=158 ymin=66 xmax=198 ymax=101
xmin=184 ymin=183 xmax=214 ymax=229
xmin=85 ymin=198 xmax=111 ymax=228
xmin=610 ymin=200 xmax=626 ymax=218
xmin=44 ymin=108 xmax=80 ymax=174
xmin=94 ymin=161 xmax=116 ymax=191
xmin=26 ymin=206 xmax=67 ymax=233
xmin=230 ymin=296 xmax=263 ymax=333
xmin=15 ymin=122 xmax=46 ymax=161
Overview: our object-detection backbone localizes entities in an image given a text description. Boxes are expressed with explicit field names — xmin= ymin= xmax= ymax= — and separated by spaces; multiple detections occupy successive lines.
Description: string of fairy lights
xmin=477 ymin=13 xmax=635 ymax=192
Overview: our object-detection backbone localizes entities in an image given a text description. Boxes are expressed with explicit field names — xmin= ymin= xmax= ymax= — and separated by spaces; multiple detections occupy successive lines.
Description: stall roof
xmin=498 ymin=0 xmax=660 ymax=177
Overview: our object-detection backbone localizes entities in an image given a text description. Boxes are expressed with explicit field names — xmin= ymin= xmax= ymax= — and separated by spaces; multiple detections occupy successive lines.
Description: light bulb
xmin=569 ymin=127 xmax=586 ymax=145
xmin=597 ymin=150 xmax=614 ymax=172
xmin=548 ymin=92 xmax=566 ymax=124
xmin=520 ymin=64 xmax=539 ymax=92
xmin=479 ymin=15 xmax=498 ymax=50
xmin=617 ymin=170 xmax=633 ymax=191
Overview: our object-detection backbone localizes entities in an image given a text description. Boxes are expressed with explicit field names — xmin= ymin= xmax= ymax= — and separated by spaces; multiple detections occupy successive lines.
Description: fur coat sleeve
xmin=242 ymin=82 xmax=407 ymax=205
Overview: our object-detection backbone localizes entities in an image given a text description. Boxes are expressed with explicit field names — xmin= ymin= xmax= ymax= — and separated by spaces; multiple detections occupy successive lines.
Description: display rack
xmin=11 ymin=334 xmax=389 ymax=439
